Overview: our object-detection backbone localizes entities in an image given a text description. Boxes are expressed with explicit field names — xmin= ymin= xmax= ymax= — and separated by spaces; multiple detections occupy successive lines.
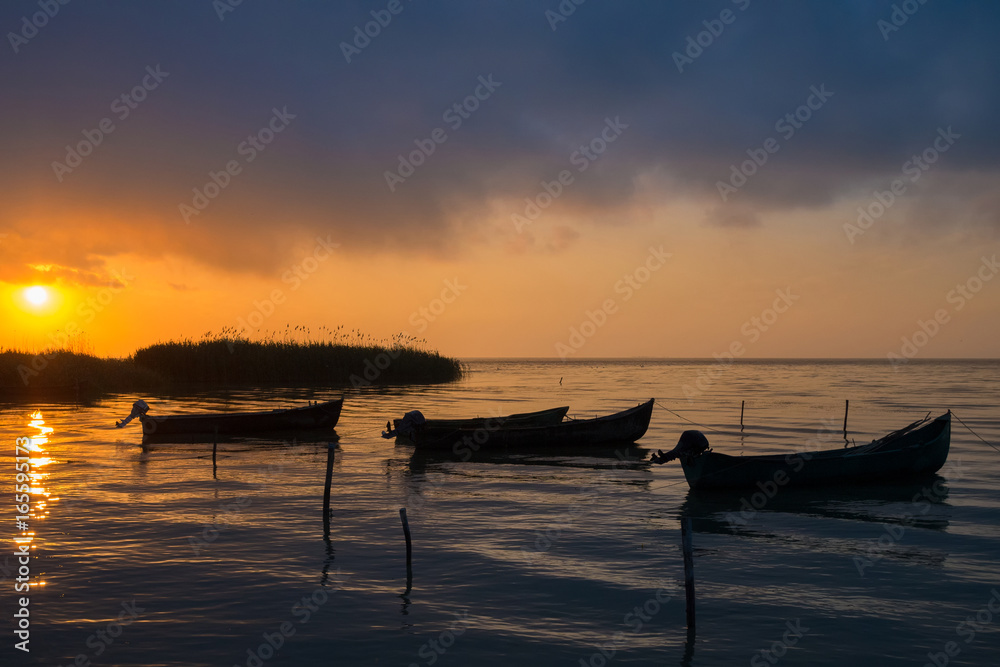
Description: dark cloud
xmin=2 ymin=0 xmax=999 ymax=277
xmin=704 ymin=204 xmax=761 ymax=229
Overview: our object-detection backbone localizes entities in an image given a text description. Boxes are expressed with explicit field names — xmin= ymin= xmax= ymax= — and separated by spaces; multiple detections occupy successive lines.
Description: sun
xmin=24 ymin=286 xmax=50 ymax=306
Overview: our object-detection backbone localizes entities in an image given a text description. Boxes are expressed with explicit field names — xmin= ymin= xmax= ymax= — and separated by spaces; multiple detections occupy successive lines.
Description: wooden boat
xmin=416 ymin=405 xmax=569 ymax=431
xmin=122 ymin=397 xmax=343 ymax=441
xmin=651 ymin=412 xmax=951 ymax=490
xmin=384 ymin=405 xmax=569 ymax=443
xmin=398 ymin=399 xmax=654 ymax=453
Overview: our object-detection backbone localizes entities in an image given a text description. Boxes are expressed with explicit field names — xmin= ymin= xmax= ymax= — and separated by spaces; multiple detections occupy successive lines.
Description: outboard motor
xmin=381 ymin=410 xmax=426 ymax=438
xmin=115 ymin=400 xmax=149 ymax=428
xmin=650 ymin=430 xmax=710 ymax=464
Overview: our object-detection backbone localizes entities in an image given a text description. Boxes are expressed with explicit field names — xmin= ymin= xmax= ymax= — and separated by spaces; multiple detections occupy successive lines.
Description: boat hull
xmin=407 ymin=399 xmax=654 ymax=454
xmin=139 ymin=397 xmax=343 ymax=441
xmin=681 ymin=412 xmax=951 ymax=490
xmin=394 ymin=406 xmax=570 ymax=444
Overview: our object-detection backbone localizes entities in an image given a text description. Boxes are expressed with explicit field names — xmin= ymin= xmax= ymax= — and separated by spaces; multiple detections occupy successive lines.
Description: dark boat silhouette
xmin=383 ymin=405 xmax=569 ymax=443
xmin=117 ymin=397 xmax=343 ymax=443
xmin=653 ymin=412 xmax=951 ymax=490
xmin=392 ymin=399 xmax=654 ymax=454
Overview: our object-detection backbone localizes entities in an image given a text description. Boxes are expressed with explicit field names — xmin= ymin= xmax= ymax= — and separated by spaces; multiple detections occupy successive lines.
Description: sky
xmin=1 ymin=0 xmax=999 ymax=359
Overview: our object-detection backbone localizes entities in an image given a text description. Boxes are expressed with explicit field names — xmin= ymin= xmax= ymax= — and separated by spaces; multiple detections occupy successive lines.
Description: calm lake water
xmin=3 ymin=359 xmax=1000 ymax=667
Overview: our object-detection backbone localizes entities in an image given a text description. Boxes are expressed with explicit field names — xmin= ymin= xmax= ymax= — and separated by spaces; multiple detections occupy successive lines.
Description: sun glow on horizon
xmin=24 ymin=286 xmax=50 ymax=307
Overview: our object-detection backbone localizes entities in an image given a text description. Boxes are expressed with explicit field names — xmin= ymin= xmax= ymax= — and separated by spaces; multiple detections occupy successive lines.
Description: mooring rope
xmin=646 ymin=476 xmax=692 ymax=492
xmin=654 ymin=400 xmax=725 ymax=434
xmin=951 ymin=411 xmax=1000 ymax=454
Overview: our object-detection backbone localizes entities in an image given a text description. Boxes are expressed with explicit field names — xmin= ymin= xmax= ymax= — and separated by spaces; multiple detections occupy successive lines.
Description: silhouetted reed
xmin=0 ymin=350 xmax=161 ymax=394
xmin=1 ymin=328 xmax=462 ymax=392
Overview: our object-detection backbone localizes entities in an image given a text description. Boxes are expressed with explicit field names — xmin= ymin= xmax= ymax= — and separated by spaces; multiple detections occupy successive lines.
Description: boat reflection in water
xmin=406 ymin=442 xmax=651 ymax=473
xmin=677 ymin=478 xmax=953 ymax=573
xmin=679 ymin=477 xmax=952 ymax=533
xmin=396 ymin=443 xmax=655 ymax=534
xmin=16 ymin=411 xmax=55 ymax=591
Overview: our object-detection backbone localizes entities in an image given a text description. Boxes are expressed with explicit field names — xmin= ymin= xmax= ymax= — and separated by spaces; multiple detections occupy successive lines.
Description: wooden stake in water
xmin=681 ymin=517 xmax=696 ymax=631
xmin=323 ymin=443 xmax=335 ymax=537
xmin=843 ymin=399 xmax=850 ymax=438
xmin=740 ymin=400 xmax=745 ymax=430
xmin=212 ymin=427 xmax=218 ymax=479
xmin=399 ymin=508 xmax=413 ymax=595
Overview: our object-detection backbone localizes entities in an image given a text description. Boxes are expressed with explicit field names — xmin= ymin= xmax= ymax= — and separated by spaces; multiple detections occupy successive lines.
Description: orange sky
xmin=4 ymin=196 xmax=999 ymax=359
xmin=2 ymin=4 xmax=999 ymax=360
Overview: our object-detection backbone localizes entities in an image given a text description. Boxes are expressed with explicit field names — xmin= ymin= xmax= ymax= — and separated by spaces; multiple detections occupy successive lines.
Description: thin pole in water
xmin=212 ymin=427 xmax=218 ymax=479
xmin=399 ymin=508 xmax=413 ymax=595
xmin=843 ymin=399 xmax=850 ymax=438
xmin=740 ymin=400 xmax=745 ymax=430
xmin=323 ymin=443 xmax=335 ymax=538
xmin=681 ymin=517 xmax=696 ymax=631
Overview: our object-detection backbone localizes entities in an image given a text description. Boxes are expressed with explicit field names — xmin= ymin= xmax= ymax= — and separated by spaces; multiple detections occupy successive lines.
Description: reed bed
xmin=0 ymin=350 xmax=162 ymax=392
xmin=1 ymin=328 xmax=462 ymax=393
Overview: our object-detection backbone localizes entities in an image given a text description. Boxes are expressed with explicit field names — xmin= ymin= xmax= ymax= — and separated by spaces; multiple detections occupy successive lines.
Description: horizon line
xmin=458 ymin=356 xmax=1000 ymax=362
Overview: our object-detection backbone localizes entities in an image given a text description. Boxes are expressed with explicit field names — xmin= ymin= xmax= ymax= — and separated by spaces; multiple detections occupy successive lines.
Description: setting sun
xmin=24 ymin=286 xmax=50 ymax=307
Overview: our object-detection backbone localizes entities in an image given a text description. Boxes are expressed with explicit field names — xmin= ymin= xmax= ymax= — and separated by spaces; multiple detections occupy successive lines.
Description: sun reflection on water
xmin=16 ymin=410 xmax=55 ymax=588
